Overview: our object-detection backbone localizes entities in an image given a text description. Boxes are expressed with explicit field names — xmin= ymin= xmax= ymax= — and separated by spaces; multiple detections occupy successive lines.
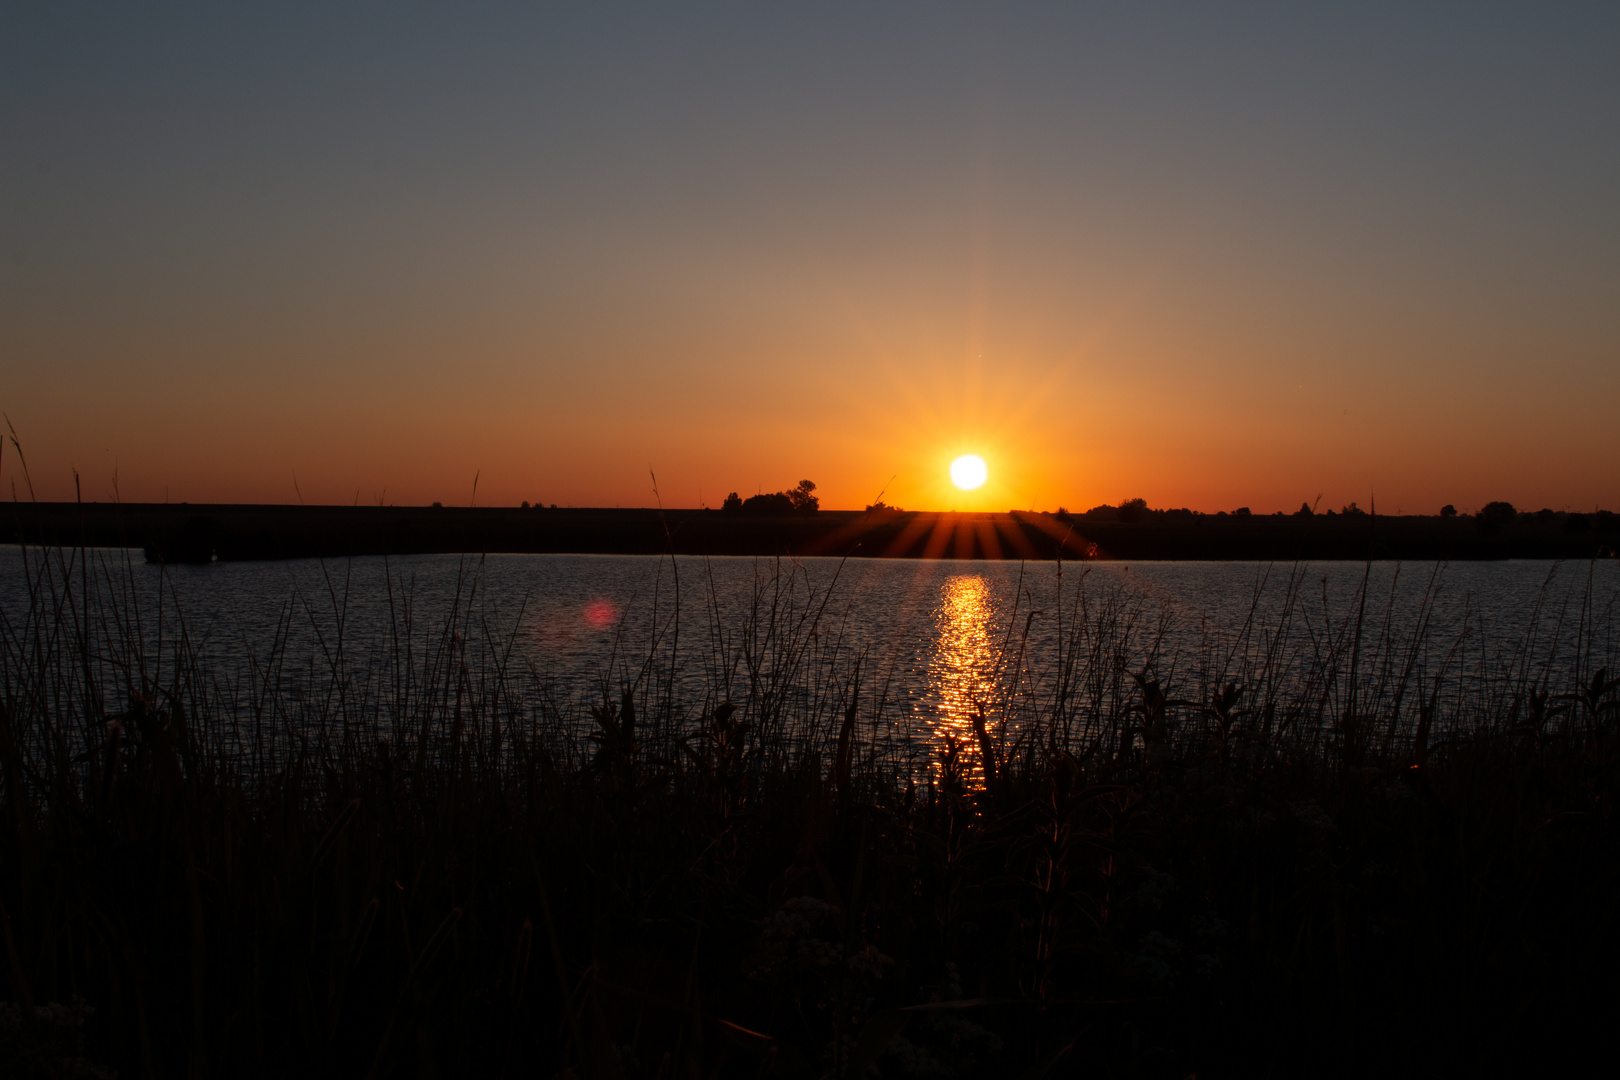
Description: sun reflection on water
xmin=928 ymin=575 xmax=1002 ymax=775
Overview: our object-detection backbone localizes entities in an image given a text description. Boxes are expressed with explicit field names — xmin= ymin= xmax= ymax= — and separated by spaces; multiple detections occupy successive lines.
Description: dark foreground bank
xmin=2 ymin=542 xmax=1617 ymax=1078
xmin=7 ymin=694 xmax=1616 ymax=1079
xmin=6 ymin=501 xmax=1617 ymax=561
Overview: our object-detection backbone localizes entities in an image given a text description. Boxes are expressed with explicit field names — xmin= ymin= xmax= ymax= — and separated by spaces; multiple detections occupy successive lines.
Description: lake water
xmin=3 ymin=548 xmax=1617 ymax=760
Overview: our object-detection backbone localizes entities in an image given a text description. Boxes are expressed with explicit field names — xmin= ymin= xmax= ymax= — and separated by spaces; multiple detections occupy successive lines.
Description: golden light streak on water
xmin=928 ymin=574 xmax=1001 ymax=785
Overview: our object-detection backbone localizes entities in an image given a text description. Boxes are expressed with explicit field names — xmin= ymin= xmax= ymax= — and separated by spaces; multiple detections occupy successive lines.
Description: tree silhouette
xmin=787 ymin=479 xmax=819 ymax=512
xmin=737 ymin=480 xmax=819 ymax=515
xmin=1117 ymin=497 xmax=1148 ymax=523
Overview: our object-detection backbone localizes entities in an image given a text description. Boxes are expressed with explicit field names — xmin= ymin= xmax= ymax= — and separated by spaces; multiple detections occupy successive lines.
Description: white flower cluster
xmin=750 ymin=896 xmax=842 ymax=976
xmin=0 ymin=997 xmax=114 ymax=1080
xmin=1128 ymin=869 xmax=1176 ymax=911
xmin=846 ymin=944 xmax=894 ymax=979
xmin=1134 ymin=930 xmax=1181 ymax=988
xmin=0 ymin=997 xmax=95 ymax=1030
xmin=1290 ymin=799 xmax=1335 ymax=832
xmin=884 ymin=1033 xmax=952 ymax=1077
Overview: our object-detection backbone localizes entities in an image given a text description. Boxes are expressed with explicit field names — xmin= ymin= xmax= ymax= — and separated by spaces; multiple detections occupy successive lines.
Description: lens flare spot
xmin=583 ymin=598 xmax=619 ymax=629
xmin=950 ymin=455 xmax=988 ymax=491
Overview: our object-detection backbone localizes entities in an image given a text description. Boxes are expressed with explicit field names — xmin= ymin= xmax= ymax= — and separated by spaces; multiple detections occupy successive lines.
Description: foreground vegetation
xmin=2 ymin=544 xmax=1617 ymax=1078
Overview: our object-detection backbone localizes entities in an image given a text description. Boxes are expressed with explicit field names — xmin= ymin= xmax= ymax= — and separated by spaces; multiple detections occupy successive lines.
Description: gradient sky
xmin=4 ymin=2 xmax=1617 ymax=513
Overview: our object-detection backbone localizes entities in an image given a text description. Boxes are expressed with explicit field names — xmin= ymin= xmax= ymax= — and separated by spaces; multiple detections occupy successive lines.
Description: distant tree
xmin=520 ymin=501 xmax=530 ymax=509
xmin=1340 ymin=502 xmax=1367 ymax=517
xmin=787 ymin=479 xmax=820 ymax=512
xmin=431 ymin=501 xmax=443 ymax=509
xmin=1084 ymin=504 xmax=1116 ymax=518
xmin=866 ymin=500 xmax=903 ymax=512
xmin=721 ymin=491 xmax=743 ymax=512
xmin=1294 ymin=502 xmax=1313 ymax=517
xmin=1117 ymin=497 xmax=1148 ymax=523
xmin=1440 ymin=504 xmax=1458 ymax=518
xmin=1476 ymin=501 xmax=1517 ymax=535
xmin=737 ymin=480 xmax=820 ymax=515
xmin=1233 ymin=506 xmax=1252 ymax=517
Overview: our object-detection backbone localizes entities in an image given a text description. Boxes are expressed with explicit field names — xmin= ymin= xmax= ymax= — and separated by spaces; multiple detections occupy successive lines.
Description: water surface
xmin=4 ymin=550 xmax=1616 ymax=757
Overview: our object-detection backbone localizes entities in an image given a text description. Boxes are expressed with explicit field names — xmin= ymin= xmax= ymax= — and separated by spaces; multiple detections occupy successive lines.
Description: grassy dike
xmin=1 ymin=544 xmax=1617 ymax=1078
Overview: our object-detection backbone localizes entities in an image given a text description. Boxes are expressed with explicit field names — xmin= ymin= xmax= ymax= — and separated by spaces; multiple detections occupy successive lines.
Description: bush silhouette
xmin=1477 ymin=501 xmax=1517 ymax=535
xmin=741 ymin=492 xmax=794 ymax=515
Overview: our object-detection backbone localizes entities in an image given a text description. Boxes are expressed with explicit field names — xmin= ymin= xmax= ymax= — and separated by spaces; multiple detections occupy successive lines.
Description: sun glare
xmin=949 ymin=454 xmax=988 ymax=491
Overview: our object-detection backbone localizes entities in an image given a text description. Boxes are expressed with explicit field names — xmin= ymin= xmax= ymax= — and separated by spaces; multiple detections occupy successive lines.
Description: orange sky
xmin=4 ymin=5 xmax=1617 ymax=514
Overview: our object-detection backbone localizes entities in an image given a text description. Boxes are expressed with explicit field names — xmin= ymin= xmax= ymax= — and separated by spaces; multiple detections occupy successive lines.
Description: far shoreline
xmin=4 ymin=502 xmax=1614 ymax=564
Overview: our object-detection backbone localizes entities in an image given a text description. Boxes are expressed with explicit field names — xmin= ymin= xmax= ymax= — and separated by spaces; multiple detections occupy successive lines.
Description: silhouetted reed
xmin=1 ymin=540 xmax=1617 ymax=1078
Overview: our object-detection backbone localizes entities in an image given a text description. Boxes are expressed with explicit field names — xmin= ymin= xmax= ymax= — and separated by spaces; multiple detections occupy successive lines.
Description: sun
xmin=949 ymin=454 xmax=988 ymax=491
